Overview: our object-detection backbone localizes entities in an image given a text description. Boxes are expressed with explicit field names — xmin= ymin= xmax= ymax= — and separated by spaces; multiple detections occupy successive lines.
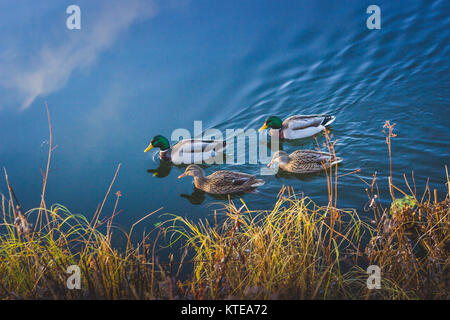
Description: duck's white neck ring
xmin=160 ymin=149 xmax=171 ymax=161
xmin=269 ymin=128 xmax=284 ymax=139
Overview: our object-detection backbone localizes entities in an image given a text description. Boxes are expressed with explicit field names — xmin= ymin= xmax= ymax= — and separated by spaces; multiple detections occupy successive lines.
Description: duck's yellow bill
xmin=177 ymin=173 xmax=187 ymax=179
xmin=258 ymin=124 xmax=268 ymax=132
xmin=144 ymin=144 xmax=154 ymax=153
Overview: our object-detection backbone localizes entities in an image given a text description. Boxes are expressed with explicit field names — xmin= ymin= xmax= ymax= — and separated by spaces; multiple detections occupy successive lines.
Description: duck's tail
xmin=330 ymin=157 xmax=343 ymax=166
xmin=321 ymin=115 xmax=336 ymax=127
xmin=251 ymin=179 xmax=265 ymax=187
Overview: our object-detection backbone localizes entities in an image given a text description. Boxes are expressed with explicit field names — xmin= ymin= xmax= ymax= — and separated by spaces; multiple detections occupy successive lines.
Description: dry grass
xmin=167 ymin=188 xmax=364 ymax=299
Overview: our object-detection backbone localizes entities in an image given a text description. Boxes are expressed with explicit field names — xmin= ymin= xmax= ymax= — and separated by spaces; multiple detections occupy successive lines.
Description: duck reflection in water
xmin=180 ymin=188 xmax=206 ymax=205
xmin=147 ymin=162 xmax=207 ymax=204
xmin=181 ymin=187 xmax=253 ymax=205
xmin=147 ymin=160 xmax=172 ymax=178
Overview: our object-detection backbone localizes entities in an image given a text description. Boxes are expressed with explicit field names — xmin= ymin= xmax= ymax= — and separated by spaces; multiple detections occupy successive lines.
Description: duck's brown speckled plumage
xmin=179 ymin=165 xmax=265 ymax=194
xmin=271 ymin=150 xmax=343 ymax=174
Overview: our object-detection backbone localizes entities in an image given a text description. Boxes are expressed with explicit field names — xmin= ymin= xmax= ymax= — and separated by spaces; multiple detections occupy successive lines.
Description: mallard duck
xmin=177 ymin=164 xmax=265 ymax=194
xmin=144 ymin=135 xmax=226 ymax=165
xmin=268 ymin=150 xmax=343 ymax=174
xmin=258 ymin=114 xmax=335 ymax=139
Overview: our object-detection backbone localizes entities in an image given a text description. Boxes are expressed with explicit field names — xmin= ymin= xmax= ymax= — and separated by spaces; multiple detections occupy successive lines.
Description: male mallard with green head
xmin=258 ymin=114 xmax=335 ymax=139
xmin=178 ymin=165 xmax=265 ymax=194
xmin=268 ymin=150 xmax=343 ymax=174
xmin=144 ymin=135 xmax=226 ymax=165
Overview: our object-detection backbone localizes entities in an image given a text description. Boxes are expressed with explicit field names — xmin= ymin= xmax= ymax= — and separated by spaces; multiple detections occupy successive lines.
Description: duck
xmin=144 ymin=135 xmax=226 ymax=165
xmin=177 ymin=164 xmax=265 ymax=194
xmin=268 ymin=150 xmax=343 ymax=174
xmin=258 ymin=114 xmax=335 ymax=140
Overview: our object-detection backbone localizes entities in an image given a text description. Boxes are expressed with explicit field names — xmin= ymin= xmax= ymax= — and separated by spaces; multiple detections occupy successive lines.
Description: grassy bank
xmin=167 ymin=180 xmax=449 ymax=299
xmin=0 ymin=110 xmax=448 ymax=299
xmin=1 ymin=178 xmax=448 ymax=299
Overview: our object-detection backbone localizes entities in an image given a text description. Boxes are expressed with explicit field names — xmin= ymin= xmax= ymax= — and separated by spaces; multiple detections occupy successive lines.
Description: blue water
xmin=0 ymin=0 xmax=449 ymax=245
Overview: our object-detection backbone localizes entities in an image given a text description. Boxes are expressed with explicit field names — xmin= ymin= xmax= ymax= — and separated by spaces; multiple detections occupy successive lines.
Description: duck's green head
xmin=144 ymin=135 xmax=170 ymax=152
xmin=259 ymin=116 xmax=282 ymax=132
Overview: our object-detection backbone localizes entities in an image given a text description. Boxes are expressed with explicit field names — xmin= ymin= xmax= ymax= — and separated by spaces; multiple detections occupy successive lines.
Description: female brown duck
xmin=268 ymin=150 xmax=343 ymax=174
xmin=178 ymin=165 xmax=265 ymax=194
